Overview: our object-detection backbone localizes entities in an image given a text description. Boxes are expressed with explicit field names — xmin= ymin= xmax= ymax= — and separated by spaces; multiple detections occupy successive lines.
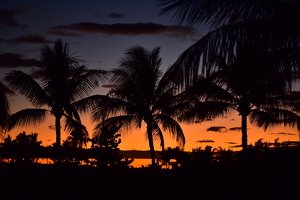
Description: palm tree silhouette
xmin=4 ymin=39 xmax=107 ymax=163
xmin=158 ymin=0 xmax=300 ymax=85
xmin=82 ymin=45 xmax=185 ymax=166
xmin=158 ymin=1 xmax=300 ymax=150
xmin=178 ymin=47 xmax=300 ymax=150
xmin=0 ymin=82 xmax=10 ymax=135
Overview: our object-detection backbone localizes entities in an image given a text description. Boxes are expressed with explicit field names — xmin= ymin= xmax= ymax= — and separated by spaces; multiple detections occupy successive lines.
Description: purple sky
xmin=1 ymin=0 xmax=299 ymax=151
xmin=0 ymin=0 xmax=203 ymax=94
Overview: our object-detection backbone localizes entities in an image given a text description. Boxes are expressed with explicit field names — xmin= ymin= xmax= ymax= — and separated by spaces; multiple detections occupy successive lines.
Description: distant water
xmin=130 ymin=158 xmax=152 ymax=168
xmin=35 ymin=158 xmax=152 ymax=168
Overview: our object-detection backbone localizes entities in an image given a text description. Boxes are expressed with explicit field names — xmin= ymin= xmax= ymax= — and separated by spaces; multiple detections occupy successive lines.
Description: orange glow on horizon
xmin=4 ymin=110 xmax=299 ymax=152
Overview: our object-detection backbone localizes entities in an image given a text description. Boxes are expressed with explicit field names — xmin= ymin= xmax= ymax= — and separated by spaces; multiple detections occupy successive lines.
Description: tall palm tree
xmin=80 ymin=45 xmax=185 ymax=166
xmin=4 ymin=39 xmax=107 ymax=162
xmin=177 ymin=47 xmax=300 ymax=150
xmin=0 ymin=82 xmax=10 ymax=136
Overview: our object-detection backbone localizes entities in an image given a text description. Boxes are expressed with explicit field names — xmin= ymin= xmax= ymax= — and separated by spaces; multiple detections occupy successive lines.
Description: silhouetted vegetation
xmin=0 ymin=82 xmax=10 ymax=136
xmin=159 ymin=0 xmax=300 ymax=152
xmin=83 ymin=45 xmax=186 ymax=166
xmin=2 ymin=1 xmax=300 ymax=198
xmin=86 ymin=125 xmax=134 ymax=168
xmin=0 ymin=132 xmax=42 ymax=163
xmin=4 ymin=40 xmax=107 ymax=163
xmin=2 ymin=132 xmax=299 ymax=172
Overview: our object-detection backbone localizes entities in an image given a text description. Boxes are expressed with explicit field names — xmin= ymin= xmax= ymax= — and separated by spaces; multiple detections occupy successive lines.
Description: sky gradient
xmin=1 ymin=0 xmax=299 ymax=151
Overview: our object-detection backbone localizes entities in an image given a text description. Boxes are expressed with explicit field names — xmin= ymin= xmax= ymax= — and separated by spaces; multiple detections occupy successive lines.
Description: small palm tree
xmin=4 ymin=39 xmax=107 ymax=162
xmin=80 ymin=45 xmax=185 ymax=166
xmin=178 ymin=47 xmax=300 ymax=150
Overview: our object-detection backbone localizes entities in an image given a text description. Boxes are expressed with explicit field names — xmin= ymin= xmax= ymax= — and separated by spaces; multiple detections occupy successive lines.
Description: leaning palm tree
xmin=158 ymin=1 xmax=300 ymax=150
xmin=177 ymin=47 xmax=300 ymax=150
xmin=79 ymin=45 xmax=185 ymax=166
xmin=158 ymin=0 xmax=300 ymax=85
xmin=4 ymin=39 xmax=107 ymax=162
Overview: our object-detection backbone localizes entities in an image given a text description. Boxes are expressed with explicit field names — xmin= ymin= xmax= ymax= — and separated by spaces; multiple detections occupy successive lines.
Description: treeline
xmin=0 ymin=131 xmax=133 ymax=168
xmin=2 ymin=1 xmax=300 ymax=168
xmin=158 ymin=140 xmax=300 ymax=170
xmin=1 ymin=131 xmax=300 ymax=171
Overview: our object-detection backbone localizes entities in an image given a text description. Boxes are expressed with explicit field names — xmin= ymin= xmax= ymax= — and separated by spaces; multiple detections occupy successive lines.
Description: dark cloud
xmin=108 ymin=12 xmax=125 ymax=18
xmin=225 ymin=142 xmax=238 ymax=144
xmin=47 ymin=29 xmax=81 ymax=37
xmin=0 ymin=9 xmax=28 ymax=28
xmin=7 ymin=34 xmax=53 ymax=44
xmin=0 ymin=53 xmax=39 ymax=68
xmin=102 ymin=84 xmax=115 ymax=88
xmin=48 ymin=125 xmax=55 ymax=130
xmin=206 ymin=126 xmax=227 ymax=133
xmin=270 ymin=132 xmax=296 ymax=136
xmin=229 ymin=145 xmax=242 ymax=148
xmin=196 ymin=140 xmax=215 ymax=143
xmin=282 ymin=141 xmax=300 ymax=145
xmin=30 ymin=66 xmax=92 ymax=80
xmin=229 ymin=127 xmax=242 ymax=131
xmin=24 ymin=48 xmax=41 ymax=53
xmin=75 ymin=58 xmax=89 ymax=63
xmin=49 ymin=22 xmax=198 ymax=39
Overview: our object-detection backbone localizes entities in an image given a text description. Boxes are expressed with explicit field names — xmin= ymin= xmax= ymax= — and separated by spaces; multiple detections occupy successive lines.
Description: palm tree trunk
xmin=55 ymin=116 xmax=61 ymax=164
xmin=146 ymin=122 xmax=156 ymax=167
xmin=241 ymin=114 xmax=248 ymax=151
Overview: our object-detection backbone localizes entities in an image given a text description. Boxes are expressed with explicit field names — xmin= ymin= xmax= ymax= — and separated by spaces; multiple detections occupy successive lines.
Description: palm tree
xmin=0 ymin=82 xmax=10 ymax=136
xmin=4 ymin=39 xmax=107 ymax=163
xmin=177 ymin=47 xmax=300 ymax=150
xmin=158 ymin=0 xmax=300 ymax=28
xmin=158 ymin=1 xmax=300 ymax=150
xmin=158 ymin=0 xmax=300 ymax=85
xmin=80 ymin=45 xmax=185 ymax=166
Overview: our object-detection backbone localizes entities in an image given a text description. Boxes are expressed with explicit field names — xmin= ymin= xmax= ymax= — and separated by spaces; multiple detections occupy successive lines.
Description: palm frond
xmin=38 ymin=40 xmax=78 ymax=103
xmin=111 ymin=45 xmax=163 ymax=105
xmin=8 ymin=109 xmax=49 ymax=130
xmin=154 ymin=114 xmax=185 ymax=148
xmin=152 ymin=88 xmax=175 ymax=112
xmin=93 ymin=115 xmax=141 ymax=138
xmin=178 ymin=101 xmax=233 ymax=123
xmin=67 ymin=65 xmax=108 ymax=102
xmin=249 ymin=108 xmax=300 ymax=131
xmin=4 ymin=70 xmax=50 ymax=107
xmin=72 ymin=94 xmax=106 ymax=113
xmin=148 ymin=121 xmax=165 ymax=151
xmin=63 ymin=103 xmax=81 ymax=122
xmin=168 ymin=18 xmax=300 ymax=86
xmin=158 ymin=0 xmax=300 ymax=28
xmin=0 ymin=82 xmax=10 ymax=130
xmin=91 ymin=95 xmax=137 ymax=123
xmin=63 ymin=115 xmax=88 ymax=147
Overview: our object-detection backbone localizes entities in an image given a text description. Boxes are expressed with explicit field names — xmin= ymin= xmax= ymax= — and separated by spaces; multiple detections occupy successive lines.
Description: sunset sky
xmin=1 ymin=0 xmax=299 ymax=152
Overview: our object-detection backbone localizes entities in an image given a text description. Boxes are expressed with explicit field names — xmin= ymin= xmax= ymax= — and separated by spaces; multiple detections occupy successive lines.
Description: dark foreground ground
xmin=1 ymin=164 xmax=299 ymax=200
